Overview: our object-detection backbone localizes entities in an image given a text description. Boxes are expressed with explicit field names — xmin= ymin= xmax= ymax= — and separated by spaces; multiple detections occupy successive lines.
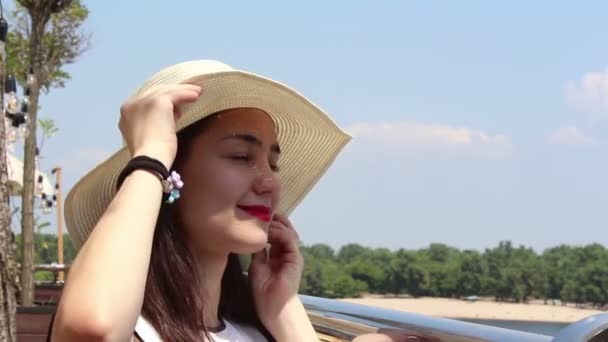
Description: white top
xmin=135 ymin=315 xmax=268 ymax=342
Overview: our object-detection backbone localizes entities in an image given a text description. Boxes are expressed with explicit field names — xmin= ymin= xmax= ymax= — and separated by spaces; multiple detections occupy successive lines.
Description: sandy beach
xmin=339 ymin=296 xmax=604 ymax=323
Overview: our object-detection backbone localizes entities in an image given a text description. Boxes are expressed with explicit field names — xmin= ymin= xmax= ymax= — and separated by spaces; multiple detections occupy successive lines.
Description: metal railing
xmin=34 ymin=263 xmax=69 ymax=284
xmin=301 ymin=295 xmax=608 ymax=342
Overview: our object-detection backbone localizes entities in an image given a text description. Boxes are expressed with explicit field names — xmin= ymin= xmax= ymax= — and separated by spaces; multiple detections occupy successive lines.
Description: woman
xmin=50 ymin=60 xmax=351 ymax=341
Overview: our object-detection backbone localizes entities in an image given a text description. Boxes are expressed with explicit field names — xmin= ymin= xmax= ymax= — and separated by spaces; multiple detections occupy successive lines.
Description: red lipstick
xmin=238 ymin=205 xmax=272 ymax=222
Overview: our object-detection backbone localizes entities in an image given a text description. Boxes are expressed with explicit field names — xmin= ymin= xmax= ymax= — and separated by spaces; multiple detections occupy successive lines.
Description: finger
xmin=169 ymin=89 xmax=202 ymax=121
xmin=269 ymin=220 xmax=297 ymax=241
xmin=173 ymin=106 xmax=182 ymax=120
xmin=271 ymin=216 xmax=300 ymax=241
xmin=250 ymin=248 xmax=267 ymax=265
xmin=272 ymin=213 xmax=291 ymax=227
xmin=166 ymin=87 xmax=202 ymax=106
xmin=145 ymin=84 xmax=202 ymax=103
xmin=158 ymin=83 xmax=202 ymax=95
xmin=268 ymin=225 xmax=299 ymax=254
xmin=174 ymin=83 xmax=203 ymax=93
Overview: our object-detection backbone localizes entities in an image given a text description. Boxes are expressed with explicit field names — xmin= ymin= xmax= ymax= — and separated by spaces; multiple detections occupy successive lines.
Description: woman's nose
xmin=252 ymin=163 xmax=279 ymax=195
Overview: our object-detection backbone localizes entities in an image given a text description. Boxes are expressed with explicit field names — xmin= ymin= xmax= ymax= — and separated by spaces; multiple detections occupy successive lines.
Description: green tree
xmin=578 ymin=263 xmax=608 ymax=306
xmin=7 ymin=0 xmax=90 ymax=306
xmin=425 ymin=243 xmax=459 ymax=263
xmin=561 ymin=280 xmax=581 ymax=305
xmin=418 ymin=243 xmax=461 ymax=297
xmin=322 ymin=262 xmax=366 ymax=298
xmin=303 ymin=243 xmax=335 ymax=261
xmin=368 ymin=248 xmax=394 ymax=294
xmin=456 ymin=250 xmax=483 ymax=297
xmin=300 ymin=252 xmax=325 ymax=297
xmin=337 ymin=243 xmax=369 ymax=263
xmin=513 ymin=247 xmax=545 ymax=302
xmin=345 ymin=257 xmax=384 ymax=293
xmin=425 ymin=262 xmax=450 ymax=297
xmin=328 ymin=272 xmax=367 ymax=298
xmin=0 ymin=40 xmax=18 ymax=341
xmin=542 ymin=245 xmax=574 ymax=301
xmin=386 ymin=249 xmax=428 ymax=297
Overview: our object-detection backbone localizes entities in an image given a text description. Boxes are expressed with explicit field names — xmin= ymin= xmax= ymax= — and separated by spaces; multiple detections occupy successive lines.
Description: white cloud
xmin=566 ymin=68 xmax=608 ymax=118
xmin=549 ymin=126 xmax=595 ymax=146
xmin=346 ymin=121 xmax=513 ymax=159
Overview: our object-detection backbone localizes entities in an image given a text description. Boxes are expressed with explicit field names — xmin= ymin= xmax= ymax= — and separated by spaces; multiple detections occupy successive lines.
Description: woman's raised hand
xmin=249 ymin=214 xmax=319 ymax=340
xmin=118 ymin=83 xmax=202 ymax=168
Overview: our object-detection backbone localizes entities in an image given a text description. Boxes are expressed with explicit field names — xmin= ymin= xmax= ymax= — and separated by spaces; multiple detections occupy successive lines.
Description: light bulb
xmin=5 ymin=93 xmax=18 ymax=114
xmin=6 ymin=129 xmax=16 ymax=143
xmin=5 ymin=75 xmax=17 ymax=93
xmin=0 ymin=18 xmax=8 ymax=43
xmin=27 ymin=73 xmax=35 ymax=86
xmin=18 ymin=125 xmax=29 ymax=139
xmin=5 ymin=123 xmax=16 ymax=143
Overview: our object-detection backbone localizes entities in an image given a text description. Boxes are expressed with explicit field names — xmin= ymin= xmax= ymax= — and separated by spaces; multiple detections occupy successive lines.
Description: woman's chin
xmin=233 ymin=241 xmax=268 ymax=255
xmin=232 ymin=227 xmax=269 ymax=254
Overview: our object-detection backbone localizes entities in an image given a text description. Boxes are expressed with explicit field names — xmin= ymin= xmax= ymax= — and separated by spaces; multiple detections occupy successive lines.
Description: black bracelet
xmin=115 ymin=156 xmax=184 ymax=204
xmin=116 ymin=156 xmax=169 ymax=191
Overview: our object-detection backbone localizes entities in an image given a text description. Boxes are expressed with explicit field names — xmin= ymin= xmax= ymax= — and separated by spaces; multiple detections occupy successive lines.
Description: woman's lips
xmin=237 ymin=205 xmax=272 ymax=222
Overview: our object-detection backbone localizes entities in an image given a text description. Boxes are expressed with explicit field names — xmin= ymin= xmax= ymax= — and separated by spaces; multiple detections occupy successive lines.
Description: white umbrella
xmin=6 ymin=152 xmax=54 ymax=197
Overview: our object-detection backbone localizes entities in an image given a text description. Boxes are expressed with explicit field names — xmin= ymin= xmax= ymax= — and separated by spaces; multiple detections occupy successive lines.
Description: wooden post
xmin=54 ymin=166 xmax=63 ymax=281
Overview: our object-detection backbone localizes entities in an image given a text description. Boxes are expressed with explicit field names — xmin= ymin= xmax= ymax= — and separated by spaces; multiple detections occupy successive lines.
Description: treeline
xmin=300 ymin=241 xmax=608 ymax=307
xmin=14 ymin=233 xmax=76 ymax=281
xmin=15 ymin=234 xmax=608 ymax=306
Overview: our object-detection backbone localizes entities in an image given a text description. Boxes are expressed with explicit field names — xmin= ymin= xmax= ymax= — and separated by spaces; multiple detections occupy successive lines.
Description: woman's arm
xmin=51 ymin=170 xmax=164 ymax=342
xmin=264 ymin=295 xmax=318 ymax=341
xmin=51 ymin=83 xmax=202 ymax=342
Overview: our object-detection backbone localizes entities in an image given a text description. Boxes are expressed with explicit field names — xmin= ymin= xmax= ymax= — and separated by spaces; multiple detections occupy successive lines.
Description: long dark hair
xmin=140 ymin=112 xmax=275 ymax=341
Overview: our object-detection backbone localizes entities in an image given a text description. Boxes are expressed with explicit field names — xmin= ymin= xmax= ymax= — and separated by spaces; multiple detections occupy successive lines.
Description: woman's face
xmin=174 ymin=108 xmax=281 ymax=256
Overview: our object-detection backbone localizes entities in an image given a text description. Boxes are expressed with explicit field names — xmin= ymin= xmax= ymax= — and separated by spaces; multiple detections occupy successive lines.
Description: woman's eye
xmin=230 ymin=155 xmax=279 ymax=172
xmin=231 ymin=155 xmax=251 ymax=162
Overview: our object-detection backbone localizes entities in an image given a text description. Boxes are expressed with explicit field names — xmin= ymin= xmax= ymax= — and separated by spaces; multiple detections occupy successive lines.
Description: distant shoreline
xmin=447 ymin=317 xmax=569 ymax=325
xmin=339 ymin=296 xmax=603 ymax=323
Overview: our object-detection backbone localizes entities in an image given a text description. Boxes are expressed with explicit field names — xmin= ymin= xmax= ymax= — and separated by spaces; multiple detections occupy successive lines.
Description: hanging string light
xmin=4 ymin=69 xmax=33 ymax=143
xmin=1 ymin=0 xmax=54 ymax=216
xmin=4 ymin=75 xmax=20 ymax=143
xmin=40 ymin=193 xmax=51 ymax=214
xmin=35 ymin=174 xmax=43 ymax=197
xmin=1 ymin=0 xmax=31 ymax=147
xmin=34 ymin=146 xmax=39 ymax=175
xmin=39 ymin=170 xmax=58 ymax=214
xmin=34 ymin=147 xmax=46 ymax=200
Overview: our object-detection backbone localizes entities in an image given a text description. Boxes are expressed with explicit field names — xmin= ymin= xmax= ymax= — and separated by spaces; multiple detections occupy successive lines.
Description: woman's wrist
xmin=132 ymin=147 xmax=175 ymax=170
xmin=264 ymin=296 xmax=318 ymax=342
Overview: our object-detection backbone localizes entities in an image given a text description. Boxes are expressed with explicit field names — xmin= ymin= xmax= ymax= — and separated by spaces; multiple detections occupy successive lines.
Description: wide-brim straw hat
xmin=65 ymin=60 xmax=351 ymax=251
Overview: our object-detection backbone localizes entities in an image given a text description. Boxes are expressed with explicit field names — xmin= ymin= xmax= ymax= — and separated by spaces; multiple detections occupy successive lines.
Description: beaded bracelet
xmin=115 ymin=156 xmax=184 ymax=204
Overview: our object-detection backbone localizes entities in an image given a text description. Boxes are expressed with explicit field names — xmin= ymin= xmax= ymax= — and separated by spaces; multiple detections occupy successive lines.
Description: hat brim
xmin=65 ymin=70 xmax=351 ymax=251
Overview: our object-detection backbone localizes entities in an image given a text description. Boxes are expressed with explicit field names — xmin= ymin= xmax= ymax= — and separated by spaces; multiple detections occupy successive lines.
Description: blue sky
xmin=13 ymin=1 xmax=608 ymax=252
